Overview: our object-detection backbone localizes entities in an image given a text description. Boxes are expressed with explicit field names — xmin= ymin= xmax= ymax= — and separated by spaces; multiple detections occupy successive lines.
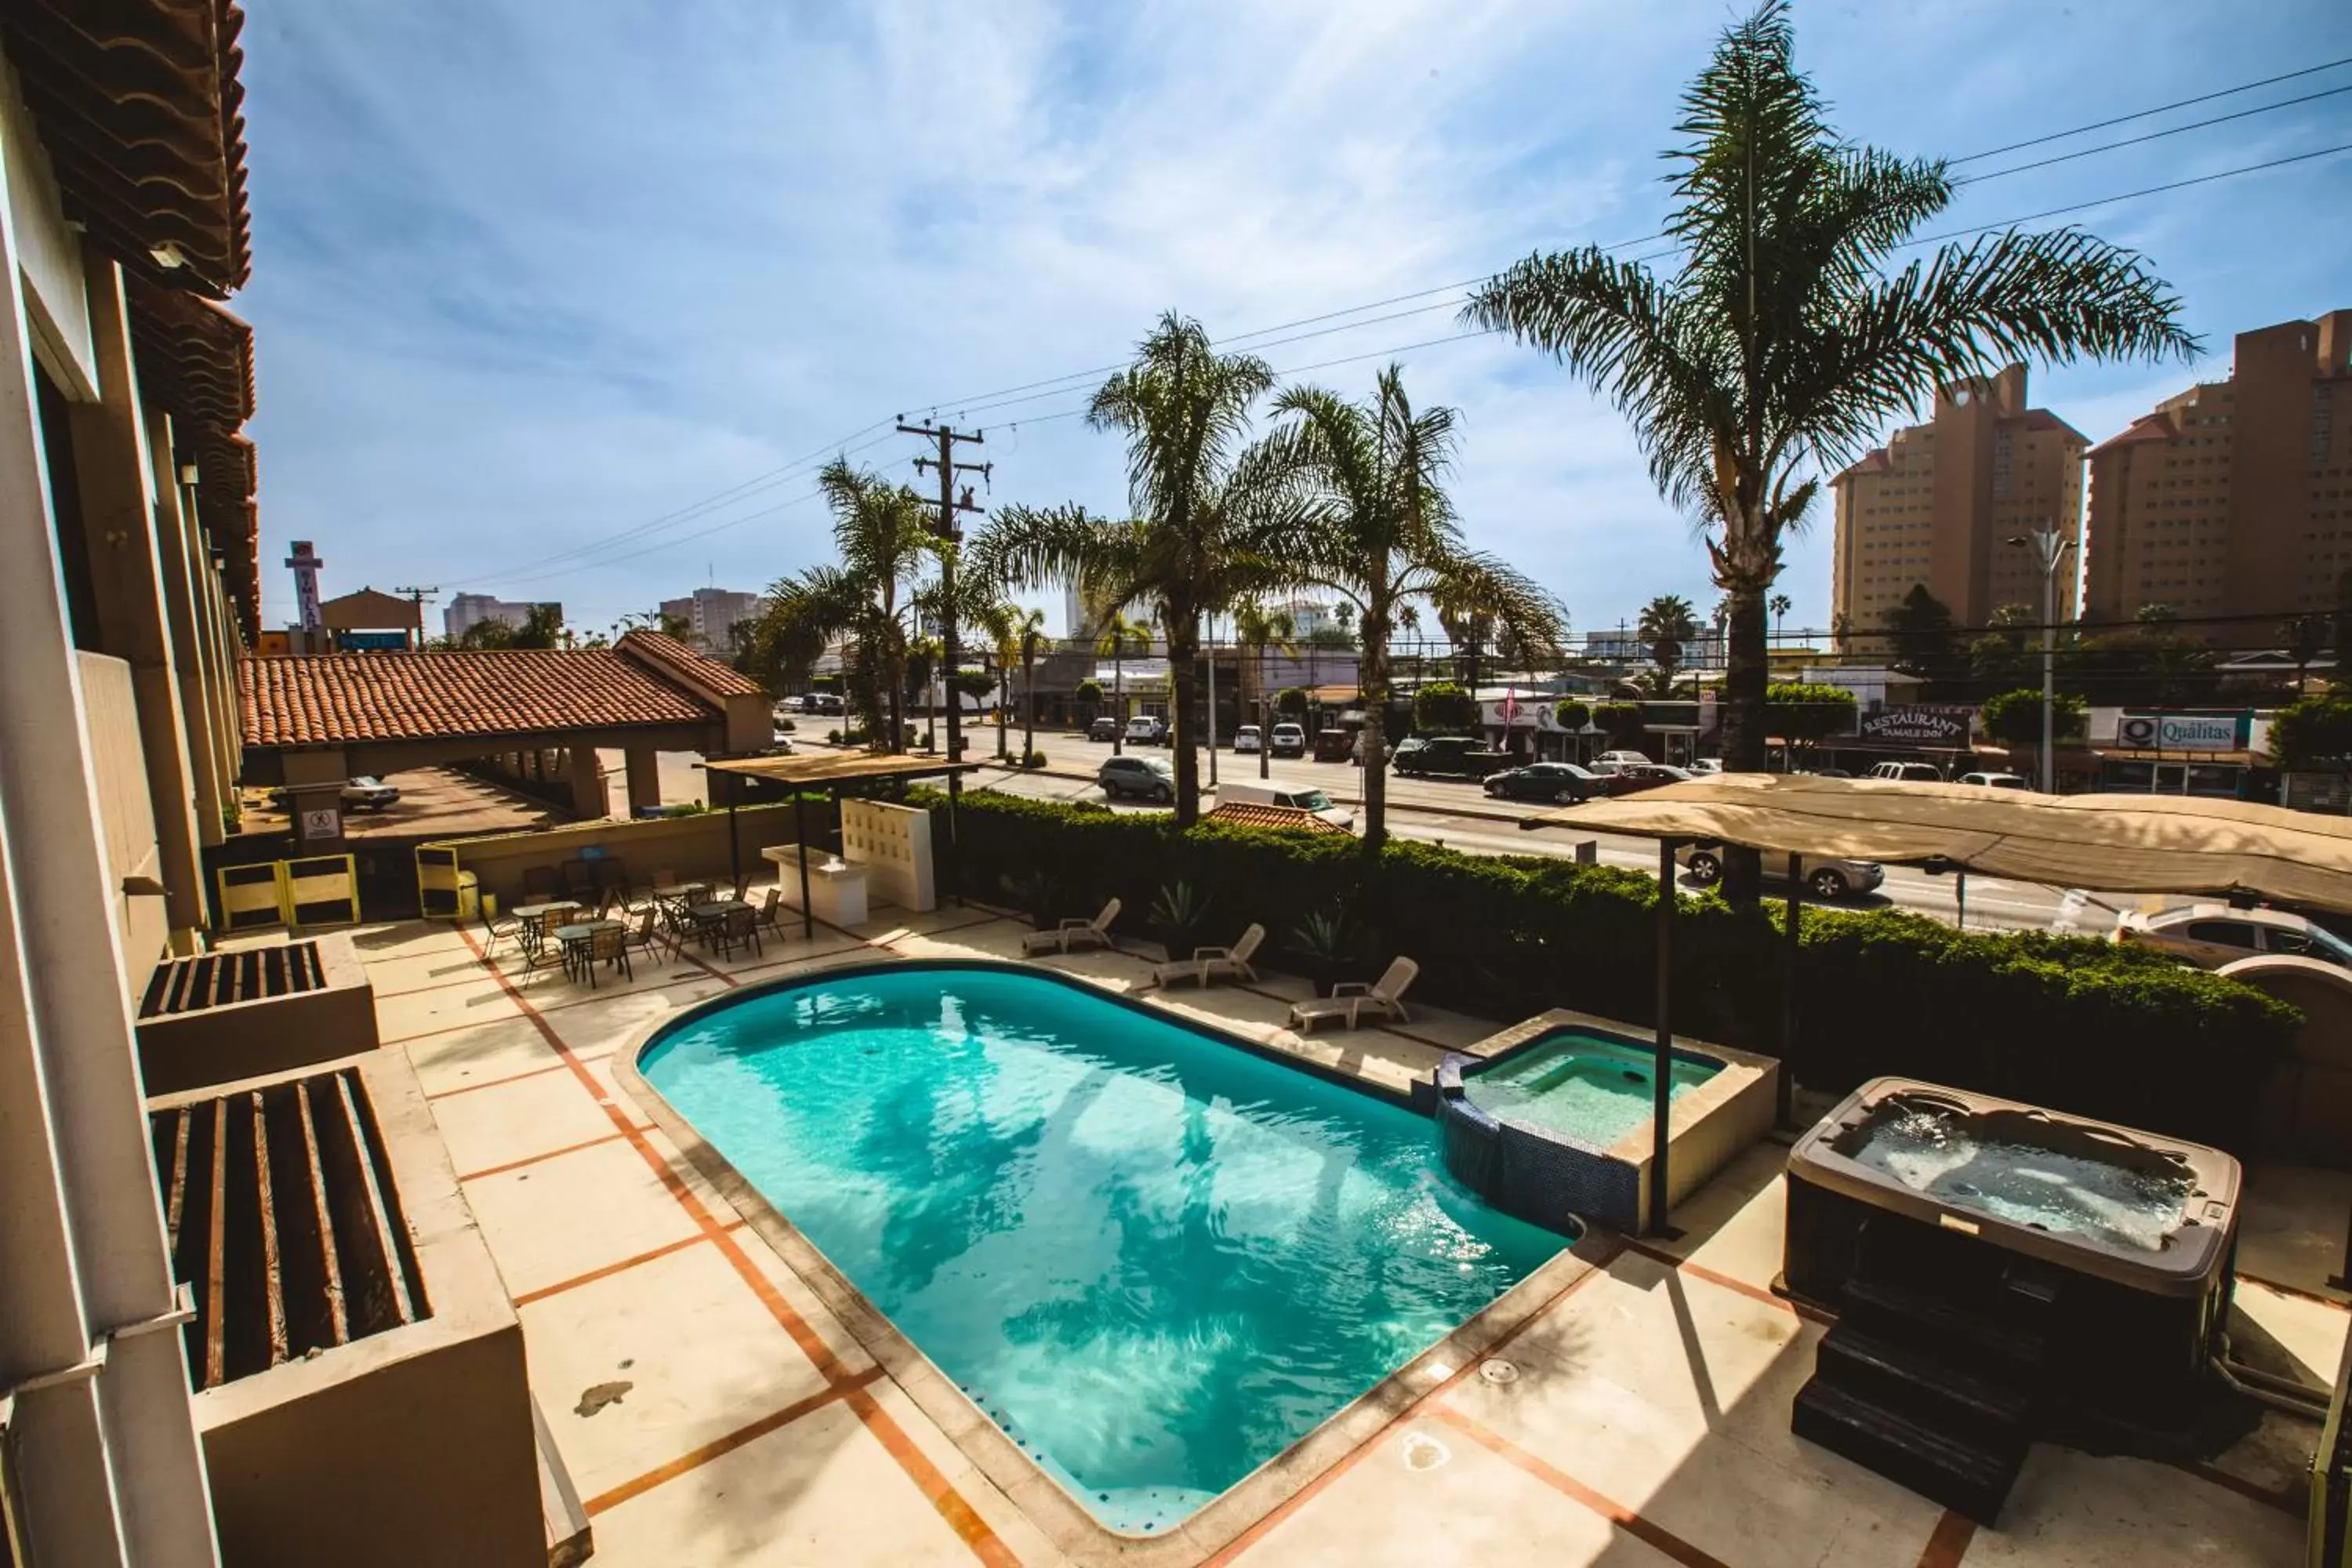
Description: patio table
xmin=685 ymin=900 xmax=735 ymax=950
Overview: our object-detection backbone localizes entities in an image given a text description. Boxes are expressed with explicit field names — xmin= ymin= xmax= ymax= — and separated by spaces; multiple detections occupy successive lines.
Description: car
xmin=1483 ymin=761 xmax=1607 ymax=804
xmin=1097 ymin=754 xmax=1175 ymax=804
xmin=1867 ymin=760 xmax=1945 ymax=782
xmin=1125 ymin=715 xmax=1168 ymax=746
xmin=1215 ymin=781 xmax=1355 ymax=830
xmin=1234 ymin=724 xmax=1263 ymax=753
xmin=2114 ymin=904 xmax=2352 ymax=971
xmin=802 ymin=691 xmax=845 ymax=716
xmin=1688 ymin=758 xmax=1724 ymax=775
xmin=1593 ymin=750 xmax=1651 ymax=769
xmin=1605 ymin=763 xmax=1694 ymax=795
xmin=1678 ymin=842 xmax=1885 ymax=902
xmin=1312 ymin=728 xmax=1359 ymax=763
xmin=1390 ymin=735 xmax=1512 ymax=779
xmin=341 ymin=776 xmax=400 ymax=811
xmin=1956 ymin=771 xmax=2029 ymax=789
xmin=1087 ymin=716 xmax=1120 ymax=742
xmin=1269 ymin=722 xmax=1307 ymax=757
xmin=768 ymin=731 xmax=797 ymax=752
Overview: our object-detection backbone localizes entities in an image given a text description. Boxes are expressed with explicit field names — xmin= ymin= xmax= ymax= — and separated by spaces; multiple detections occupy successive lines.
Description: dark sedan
xmin=1483 ymin=761 xmax=1607 ymax=804
xmin=1607 ymin=763 xmax=1696 ymax=795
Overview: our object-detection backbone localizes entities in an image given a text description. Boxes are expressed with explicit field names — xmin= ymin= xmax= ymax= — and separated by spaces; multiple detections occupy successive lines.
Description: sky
xmin=233 ymin=1 xmax=2352 ymax=645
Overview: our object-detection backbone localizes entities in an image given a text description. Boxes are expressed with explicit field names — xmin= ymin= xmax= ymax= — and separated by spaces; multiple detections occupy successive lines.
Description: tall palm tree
xmin=1268 ymin=364 xmax=1567 ymax=849
xmin=1464 ymin=0 xmax=2191 ymax=898
xmin=971 ymin=599 xmax=1022 ymax=760
xmin=1769 ymin=592 xmax=1792 ymax=644
xmin=1639 ymin=593 xmax=1700 ymax=690
xmin=750 ymin=458 xmax=935 ymax=752
xmin=972 ymin=313 xmax=1305 ymax=823
xmin=2281 ymin=613 xmax=2332 ymax=699
xmin=1094 ymin=609 xmax=1154 ymax=755
xmin=1011 ymin=607 xmax=1049 ymax=762
xmin=1429 ymin=580 xmax=1495 ymax=698
xmin=1232 ymin=599 xmax=1298 ymax=779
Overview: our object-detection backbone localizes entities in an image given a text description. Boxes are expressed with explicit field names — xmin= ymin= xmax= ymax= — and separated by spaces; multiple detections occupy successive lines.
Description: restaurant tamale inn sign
xmin=1857 ymin=706 xmax=1972 ymax=746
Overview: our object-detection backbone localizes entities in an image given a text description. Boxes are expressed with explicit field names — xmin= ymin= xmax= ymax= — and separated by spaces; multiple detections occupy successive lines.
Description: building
xmin=442 ymin=590 xmax=560 ymax=641
xmin=659 ymin=585 xmax=764 ymax=653
xmin=2082 ymin=308 xmax=2352 ymax=637
xmin=1830 ymin=364 xmax=2087 ymax=641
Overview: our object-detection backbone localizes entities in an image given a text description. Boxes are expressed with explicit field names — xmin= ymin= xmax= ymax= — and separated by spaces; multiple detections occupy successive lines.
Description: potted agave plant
xmin=1289 ymin=909 xmax=1358 ymax=997
xmin=1004 ymin=869 xmax=1062 ymax=930
xmin=1149 ymin=878 xmax=1213 ymax=961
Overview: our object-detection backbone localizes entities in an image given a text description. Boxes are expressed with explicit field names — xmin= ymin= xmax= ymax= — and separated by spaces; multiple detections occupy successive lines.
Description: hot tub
xmin=1784 ymin=1076 xmax=2241 ymax=1450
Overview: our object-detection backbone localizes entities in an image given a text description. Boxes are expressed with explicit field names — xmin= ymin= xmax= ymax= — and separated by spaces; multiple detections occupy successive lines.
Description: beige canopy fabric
xmin=1530 ymin=773 xmax=2352 ymax=910
xmin=702 ymin=753 xmax=984 ymax=786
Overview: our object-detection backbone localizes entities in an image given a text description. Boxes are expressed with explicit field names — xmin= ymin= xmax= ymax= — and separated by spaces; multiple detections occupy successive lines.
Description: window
xmin=2183 ymin=921 xmax=2259 ymax=949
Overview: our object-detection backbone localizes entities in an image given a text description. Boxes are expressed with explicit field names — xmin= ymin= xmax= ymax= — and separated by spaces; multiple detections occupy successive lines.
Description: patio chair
xmin=480 ymin=902 xmax=523 ymax=958
xmin=584 ymin=923 xmax=632 ymax=988
xmin=1021 ymin=898 xmax=1121 ymax=957
xmin=622 ymin=905 xmax=671 ymax=965
xmin=561 ymin=858 xmax=597 ymax=900
xmin=595 ymin=858 xmax=633 ymax=904
xmin=1287 ymin=956 xmax=1420 ymax=1034
xmin=1151 ymin=923 xmax=1264 ymax=989
xmin=753 ymin=887 xmax=784 ymax=932
xmin=715 ymin=902 xmax=762 ymax=960
xmin=522 ymin=865 xmax=561 ymax=902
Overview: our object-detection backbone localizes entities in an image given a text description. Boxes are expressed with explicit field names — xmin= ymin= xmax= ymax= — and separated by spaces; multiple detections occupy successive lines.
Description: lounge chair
xmin=1287 ymin=956 xmax=1419 ymax=1033
xmin=1151 ymin=923 xmax=1264 ymax=989
xmin=1022 ymin=898 xmax=1121 ymax=956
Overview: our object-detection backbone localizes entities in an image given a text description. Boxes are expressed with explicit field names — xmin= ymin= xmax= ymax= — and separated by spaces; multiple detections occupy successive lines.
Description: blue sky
xmin=234 ymin=2 xmax=2352 ymax=643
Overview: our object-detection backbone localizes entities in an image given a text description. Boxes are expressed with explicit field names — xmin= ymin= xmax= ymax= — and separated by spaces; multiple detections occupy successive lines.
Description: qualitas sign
xmin=1857 ymin=706 xmax=1972 ymax=746
xmin=2116 ymin=712 xmax=2250 ymax=752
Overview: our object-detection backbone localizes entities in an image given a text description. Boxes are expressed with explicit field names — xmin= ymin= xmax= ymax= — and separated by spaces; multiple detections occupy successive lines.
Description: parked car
xmin=1688 ymin=758 xmax=1724 ymax=775
xmin=1956 ymin=771 xmax=2029 ymax=789
xmin=1234 ymin=724 xmax=1263 ymax=753
xmin=2115 ymin=904 xmax=2352 ymax=971
xmin=1087 ymin=716 xmax=1120 ymax=742
xmin=1098 ymin=753 xmax=1175 ymax=804
xmin=1593 ymin=750 xmax=1651 ymax=770
xmin=1390 ymin=735 xmax=1512 ymax=779
xmin=1483 ymin=761 xmax=1607 ymax=804
xmin=1678 ymin=841 xmax=1884 ymax=902
xmin=1606 ymin=763 xmax=1694 ymax=795
xmin=1125 ymin=714 xmax=1168 ymax=746
xmin=1215 ymin=780 xmax=1354 ymax=831
xmin=1867 ymin=760 xmax=1944 ymax=782
xmin=1312 ymin=728 xmax=1358 ymax=763
xmin=341 ymin=776 xmax=400 ymax=811
xmin=803 ymin=691 xmax=845 ymax=716
xmin=1270 ymin=722 xmax=1307 ymax=757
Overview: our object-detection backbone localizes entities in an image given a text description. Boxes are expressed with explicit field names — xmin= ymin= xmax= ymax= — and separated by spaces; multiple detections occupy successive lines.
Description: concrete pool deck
xmin=292 ymin=890 xmax=2333 ymax=1565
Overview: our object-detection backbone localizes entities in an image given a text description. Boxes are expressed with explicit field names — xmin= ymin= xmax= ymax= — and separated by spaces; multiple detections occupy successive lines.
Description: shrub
xmin=1274 ymin=687 xmax=1308 ymax=717
xmin=1979 ymin=688 xmax=2086 ymax=746
xmin=1592 ymin=702 xmax=1645 ymax=748
xmin=1554 ymin=700 xmax=1590 ymax=731
xmin=2270 ymin=695 xmax=2352 ymax=770
xmin=1414 ymin=681 xmax=1480 ymax=732
xmin=1765 ymin=682 xmax=1859 ymax=746
xmin=913 ymin=788 xmax=2296 ymax=1150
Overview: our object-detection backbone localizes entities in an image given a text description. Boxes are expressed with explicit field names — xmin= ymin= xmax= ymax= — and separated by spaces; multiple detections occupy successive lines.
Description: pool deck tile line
xmin=456 ymin=1127 xmax=642 ymax=1183
xmin=580 ymin=1367 xmax=886 ymax=1516
xmin=424 ymin=1054 xmax=582 ymax=1102
xmin=1424 ymin=1405 xmax=1734 ymax=1568
xmin=509 ymin=1224 xmax=744 ymax=1309
xmin=1914 ymin=1510 xmax=1978 ymax=1568
xmin=451 ymin=922 xmax=1021 ymax=1568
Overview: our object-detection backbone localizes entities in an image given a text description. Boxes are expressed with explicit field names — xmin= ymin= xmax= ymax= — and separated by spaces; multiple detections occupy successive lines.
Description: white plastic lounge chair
xmin=1022 ymin=898 xmax=1121 ymax=956
xmin=1287 ymin=956 xmax=1420 ymax=1033
xmin=1152 ymin=923 xmax=1265 ymax=989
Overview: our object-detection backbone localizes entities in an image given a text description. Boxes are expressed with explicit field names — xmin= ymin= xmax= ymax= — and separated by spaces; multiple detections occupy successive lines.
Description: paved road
xmin=949 ymin=731 xmax=2131 ymax=933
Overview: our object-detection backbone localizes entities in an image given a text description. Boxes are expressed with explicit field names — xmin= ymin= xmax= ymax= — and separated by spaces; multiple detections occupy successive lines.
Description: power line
xmin=1945 ymin=53 xmax=2352 ymax=165
xmin=1953 ymin=82 xmax=2352 ymax=187
xmin=1908 ymin=140 xmax=2352 ymax=249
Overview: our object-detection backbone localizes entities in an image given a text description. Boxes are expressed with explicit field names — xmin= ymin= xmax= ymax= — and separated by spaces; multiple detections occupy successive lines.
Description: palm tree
xmin=1267 ymin=365 xmax=1567 ymax=849
xmin=972 ymin=313 xmax=1304 ymax=823
xmin=2281 ymin=612 xmax=2332 ymax=698
xmin=1769 ymin=592 xmax=1792 ymax=644
xmin=1232 ymin=600 xmax=1298 ymax=780
xmin=1464 ymin=0 xmax=2192 ymax=898
xmin=1094 ymin=609 xmax=1153 ymax=755
xmin=750 ymin=459 xmax=935 ymax=752
xmin=1639 ymin=593 xmax=1700 ymax=690
xmin=1011 ymin=607 xmax=1049 ymax=763
xmin=971 ymin=600 xmax=1022 ymax=759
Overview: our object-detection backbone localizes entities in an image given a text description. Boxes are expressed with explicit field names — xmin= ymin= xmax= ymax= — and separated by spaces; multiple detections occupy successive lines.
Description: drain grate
xmin=150 ymin=1065 xmax=431 ymax=1392
xmin=140 ymin=942 xmax=327 ymax=1018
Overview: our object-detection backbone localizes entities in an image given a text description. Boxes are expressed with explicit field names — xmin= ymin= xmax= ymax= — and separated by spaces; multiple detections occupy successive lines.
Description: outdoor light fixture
xmin=149 ymin=243 xmax=186 ymax=270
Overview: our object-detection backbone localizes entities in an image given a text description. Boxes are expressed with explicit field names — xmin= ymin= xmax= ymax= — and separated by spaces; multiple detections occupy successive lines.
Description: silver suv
xmin=1677 ymin=842 xmax=1884 ymax=901
xmin=1098 ymin=754 xmax=1174 ymax=804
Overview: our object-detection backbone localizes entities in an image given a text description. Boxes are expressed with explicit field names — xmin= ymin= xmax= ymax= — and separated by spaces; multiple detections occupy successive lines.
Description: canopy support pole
xmin=1650 ymin=839 xmax=1676 ymax=1237
xmin=1781 ymin=853 xmax=1802 ymax=1131
xmin=946 ymin=768 xmax=963 ymax=907
xmin=794 ymin=793 xmax=814 ymax=941
xmin=728 ymin=786 xmax=742 ymax=896
xmin=1955 ymin=868 xmax=1967 ymax=931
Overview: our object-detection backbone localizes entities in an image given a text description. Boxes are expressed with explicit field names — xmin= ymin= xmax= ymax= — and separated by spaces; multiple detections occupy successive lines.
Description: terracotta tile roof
xmin=239 ymin=649 xmax=724 ymax=748
xmin=2089 ymin=410 xmax=2183 ymax=456
xmin=613 ymin=629 xmax=763 ymax=696
xmin=1204 ymin=801 xmax=1349 ymax=835
xmin=1831 ymin=447 xmax=1893 ymax=485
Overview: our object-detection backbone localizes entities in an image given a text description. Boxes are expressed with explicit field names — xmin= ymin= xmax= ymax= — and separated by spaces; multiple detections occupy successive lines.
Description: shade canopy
xmin=1529 ymin=773 xmax=2352 ymax=911
xmin=702 ymin=752 xmax=984 ymax=786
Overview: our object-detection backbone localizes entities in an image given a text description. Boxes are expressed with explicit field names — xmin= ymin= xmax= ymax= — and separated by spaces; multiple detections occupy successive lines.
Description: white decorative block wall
xmin=840 ymin=797 xmax=937 ymax=912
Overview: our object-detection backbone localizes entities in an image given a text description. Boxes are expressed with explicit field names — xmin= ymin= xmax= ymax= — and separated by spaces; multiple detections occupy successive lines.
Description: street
xmin=953 ymin=728 xmax=2168 ymax=934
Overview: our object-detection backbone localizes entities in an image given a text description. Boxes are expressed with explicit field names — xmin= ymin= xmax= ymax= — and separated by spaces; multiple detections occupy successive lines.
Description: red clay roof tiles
xmin=1204 ymin=801 xmax=1349 ymax=834
xmin=239 ymin=648 xmax=727 ymax=748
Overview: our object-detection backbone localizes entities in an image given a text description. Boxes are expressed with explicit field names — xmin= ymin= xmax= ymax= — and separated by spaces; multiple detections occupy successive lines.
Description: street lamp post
xmin=2005 ymin=521 xmax=2077 ymax=794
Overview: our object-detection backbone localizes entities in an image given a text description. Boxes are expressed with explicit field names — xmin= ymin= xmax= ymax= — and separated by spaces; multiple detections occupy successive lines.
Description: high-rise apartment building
xmin=659 ymin=586 xmax=765 ymax=652
xmin=1829 ymin=364 xmax=2086 ymax=641
xmin=2082 ymin=309 xmax=2352 ymax=637
xmin=444 ymin=591 xmax=561 ymax=641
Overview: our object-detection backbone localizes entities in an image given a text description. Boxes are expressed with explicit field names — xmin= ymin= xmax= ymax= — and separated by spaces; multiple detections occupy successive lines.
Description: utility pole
xmin=898 ymin=422 xmax=989 ymax=767
xmin=394 ymin=585 xmax=438 ymax=650
xmin=2005 ymin=521 xmax=2075 ymax=793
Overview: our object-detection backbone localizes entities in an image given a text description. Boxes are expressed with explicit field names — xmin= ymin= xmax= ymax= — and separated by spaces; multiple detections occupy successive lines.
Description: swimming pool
xmin=1462 ymin=1028 xmax=1720 ymax=1147
xmin=637 ymin=962 xmax=1566 ymax=1536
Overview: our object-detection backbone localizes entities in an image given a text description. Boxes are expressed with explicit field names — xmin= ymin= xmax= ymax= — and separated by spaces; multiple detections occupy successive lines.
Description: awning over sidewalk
xmin=1527 ymin=772 xmax=2352 ymax=910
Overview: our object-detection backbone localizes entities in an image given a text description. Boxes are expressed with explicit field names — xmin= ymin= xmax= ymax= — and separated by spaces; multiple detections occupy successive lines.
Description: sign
xmin=2116 ymin=712 xmax=2250 ymax=752
xmin=1857 ymin=706 xmax=1970 ymax=746
xmin=299 ymin=806 xmax=343 ymax=842
xmin=338 ymin=630 xmax=410 ymax=651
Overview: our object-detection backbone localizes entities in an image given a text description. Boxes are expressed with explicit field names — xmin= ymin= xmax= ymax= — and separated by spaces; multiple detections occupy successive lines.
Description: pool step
xmin=1814 ymin=1323 xmax=2035 ymax=1439
xmin=1842 ymin=1276 xmax=2050 ymax=1376
xmin=1792 ymin=1377 xmax=2024 ymax=1524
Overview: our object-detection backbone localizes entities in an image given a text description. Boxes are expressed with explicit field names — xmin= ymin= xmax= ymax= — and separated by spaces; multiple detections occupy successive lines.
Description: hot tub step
xmin=1792 ymin=1377 xmax=2020 ymax=1523
xmin=1815 ymin=1323 xmax=2034 ymax=1440
xmin=1843 ymin=1276 xmax=2049 ymax=1374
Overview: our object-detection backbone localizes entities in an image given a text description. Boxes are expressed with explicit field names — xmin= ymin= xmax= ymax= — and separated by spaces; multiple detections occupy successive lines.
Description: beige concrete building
xmin=2083 ymin=308 xmax=2352 ymax=637
xmin=1830 ymin=365 xmax=2086 ymax=642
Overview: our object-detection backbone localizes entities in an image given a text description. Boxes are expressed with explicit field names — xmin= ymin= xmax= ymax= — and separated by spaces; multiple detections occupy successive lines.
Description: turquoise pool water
xmin=1465 ymin=1029 xmax=1719 ymax=1148
xmin=640 ymin=964 xmax=1566 ymax=1535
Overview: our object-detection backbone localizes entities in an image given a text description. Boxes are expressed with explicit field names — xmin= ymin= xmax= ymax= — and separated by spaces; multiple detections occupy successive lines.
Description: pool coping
xmin=606 ymin=956 xmax=1610 ymax=1567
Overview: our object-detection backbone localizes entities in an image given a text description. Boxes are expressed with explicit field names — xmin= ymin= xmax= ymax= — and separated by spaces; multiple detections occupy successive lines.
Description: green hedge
xmin=918 ymin=788 xmax=2297 ymax=1150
